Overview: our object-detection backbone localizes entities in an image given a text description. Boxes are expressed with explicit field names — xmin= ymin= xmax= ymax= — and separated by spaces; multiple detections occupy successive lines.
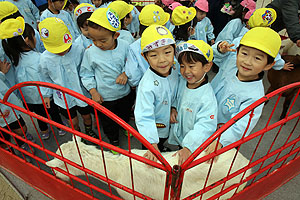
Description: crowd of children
xmin=0 ymin=0 xmax=286 ymax=164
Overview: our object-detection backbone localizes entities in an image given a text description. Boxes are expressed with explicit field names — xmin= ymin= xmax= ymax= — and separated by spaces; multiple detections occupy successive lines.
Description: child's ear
xmin=204 ymin=62 xmax=213 ymax=73
xmin=264 ymin=61 xmax=276 ymax=71
xmin=113 ymin=32 xmax=120 ymax=39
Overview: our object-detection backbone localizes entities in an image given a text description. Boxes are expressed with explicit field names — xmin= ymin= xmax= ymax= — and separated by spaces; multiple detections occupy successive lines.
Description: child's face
xmin=88 ymin=27 xmax=118 ymax=50
xmin=180 ymin=58 xmax=211 ymax=88
xmin=92 ymin=0 xmax=102 ymax=8
xmin=196 ymin=10 xmax=206 ymax=22
xmin=236 ymin=45 xmax=274 ymax=81
xmin=80 ymin=21 xmax=89 ymax=37
xmin=49 ymin=0 xmax=65 ymax=11
xmin=145 ymin=45 xmax=174 ymax=77
xmin=124 ymin=13 xmax=133 ymax=26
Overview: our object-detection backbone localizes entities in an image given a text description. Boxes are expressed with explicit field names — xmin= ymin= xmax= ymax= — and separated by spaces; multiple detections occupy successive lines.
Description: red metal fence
xmin=0 ymin=81 xmax=300 ymax=199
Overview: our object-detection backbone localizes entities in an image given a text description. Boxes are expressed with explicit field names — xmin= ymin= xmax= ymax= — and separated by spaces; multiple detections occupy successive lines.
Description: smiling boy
xmin=205 ymin=27 xmax=281 ymax=155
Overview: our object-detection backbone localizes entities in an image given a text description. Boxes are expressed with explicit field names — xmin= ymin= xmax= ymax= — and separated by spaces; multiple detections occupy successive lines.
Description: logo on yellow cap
xmin=41 ymin=28 xmax=49 ymax=38
xmin=156 ymin=26 xmax=168 ymax=35
xmin=107 ymin=8 xmax=119 ymax=29
xmin=262 ymin=10 xmax=273 ymax=25
xmin=63 ymin=33 xmax=72 ymax=44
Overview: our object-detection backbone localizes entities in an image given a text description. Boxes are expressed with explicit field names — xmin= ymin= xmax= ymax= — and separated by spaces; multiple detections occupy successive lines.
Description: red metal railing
xmin=0 ymin=81 xmax=300 ymax=199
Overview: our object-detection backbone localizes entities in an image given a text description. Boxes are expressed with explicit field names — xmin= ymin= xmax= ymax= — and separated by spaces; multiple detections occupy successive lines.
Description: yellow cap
xmin=240 ymin=27 xmax=281 ymax=58
xmin=0 ymin=1 xmax=18 ymax=21
xmin=176 ymin=40 xmax=213 ymax=62
xmin=62 ymin=0 xmax=68 ymax=10
xmin=0 ymin=17 xmax=25 ymax=40
xmin=141 ymin=25 xmax=175 ymax=53
xmin=88 ymin=8 xmax=120 ymax=31
xmin=139 ymin=4 xmax=170 ymax=26
xmin=248 ymin=8 xmax=277 ymax=29
xmin=39 ymin=17 xmax=73 ymax=54
xmin=108 ymin=1 xmax=134 ymax=19
xmin=171 ymin=6 xmax=196 ymax=26
xmin=74 ymin=3 xmax=95 ymax=20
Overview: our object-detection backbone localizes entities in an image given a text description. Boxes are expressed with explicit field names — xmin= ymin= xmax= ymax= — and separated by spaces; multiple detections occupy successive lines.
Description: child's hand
xmin=173 ymin=147 xmax=192 ymax=166
xmin=204 ymin=140 xmax=222 ymax=163
xmin=170 ymin=107 xmax=178 ymax=123
xmin=143 ymin=143 xmax=160 ymax=165
xmin=0 ymin=59 xmax=11 ymax=74
xmin=283 ymin=62 xmax=294 ymax=71
xmin=210 ymin=39 xmax=215 ymax=45
xmin=116 ymin=72 xmax=128 ymax=85
xmin=218 ymin=41 xmax=236 ymax=54
xmin=44 ymin=97 xmax=51 ymax=108
xmin=90 ymin=88 xmax=104 ymax=104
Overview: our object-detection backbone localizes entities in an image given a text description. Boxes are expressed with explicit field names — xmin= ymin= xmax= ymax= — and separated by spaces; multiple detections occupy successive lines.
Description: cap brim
xmin=240 ymin=40 xmax=275 ymax=58
xmin=44 ymin=42 xmax=72 ymax=54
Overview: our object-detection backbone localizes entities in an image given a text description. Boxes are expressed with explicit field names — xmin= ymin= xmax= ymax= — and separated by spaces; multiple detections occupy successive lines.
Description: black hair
xmin=1 ymin=11 xmax=22 ymax=22
xmin=173 ymin=16 xmax=197 ymax=42
xmin=120 ymin=12 xmax=131 ymax=30
xmin=77 ymin=12 xmax=92 ymax=28
xmin=87 ymin=20 xmax=116 ymax=35
xmin=139 ymin=24 xmax=148 ymax=37
xmin=237 ymin=45 xmax=275 ymax=65
xmin=2 ymin=23 xmax=35 ymax=66
xmin=143 ymin=44 xmax=176 ymax=58
xmin=231 ymin=4 xmax=249 ymax=24
xmin=65 ymin=0 xmax=79 ymax=8
xmin=178 ymin=51 xmax=209 ymax=66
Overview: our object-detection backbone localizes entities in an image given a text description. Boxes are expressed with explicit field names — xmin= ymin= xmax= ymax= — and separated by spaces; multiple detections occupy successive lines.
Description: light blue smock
xmin=168 ymin=76 xmax=218 ymax=153
xmin=190 ymin=17 xmax=215 ymax=43
xmin=14 ymin=50 xmax=43 ymax=104
xmin=134 ymin=66 xmax=179 ymax=144
xmin=214 ymin=69 xmax=265 ymax=147
xmin=40 ymin=9 xmax=80 ymax=39
xmin=165 ymin=20 xmax=175 ymax=34
xmin=74 ymin=34 xmax=93 ymax=49
xmin=215 ymin=18 xmax=248 ymax=43
xmin=124 ymin=38 xmax=150 ymax=87
xmin=118 ymin=30 xmax=135 ymax=44
xmin=39 ymin=43 xmax=89 ymax=109
xmin=6 ymin=0 xmax=40 ymax=29
xmin=127 ymin=6 xmax=140 ymax=35
xmin=80 ymin=39 xmax=131 ymax=101
xmin=0 ymin=72 xmax=23 ymax=127
xmin=78 ymin=0 xmax=92 ymax=3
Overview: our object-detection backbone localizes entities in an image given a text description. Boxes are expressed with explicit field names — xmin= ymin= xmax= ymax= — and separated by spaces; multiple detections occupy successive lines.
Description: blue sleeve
xmin=67 ymin=13 xmax=80 ymax=38
xmin=272 ymin=53 xmax=285 ymax=70
xmin=28 ymin=0 xmax=40 ymax=21
xmin=39 ymin=55 xmax=54 ymax=97
xmin=215 ymin=19 xmax=243 ymax=43
xmin=79 ymin=50 xmax=97 ymax=91
xmin=134 ymin=88 xmax=159 ymax=144
xmin=206 ymin=18 xmax=215 ymax=41
xmin=220 ymin=100 xmax=264 ymax=147
xmin=211 ymin=42 xmax=231 ymax=67
xmin=125 ymin=47 xmax=144 ymax=87
xmin=182 ymin=99 xmax=218 ymax=153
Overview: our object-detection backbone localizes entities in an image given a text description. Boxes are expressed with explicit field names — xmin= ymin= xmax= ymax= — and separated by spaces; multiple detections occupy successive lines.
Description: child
xmin=215 ymin=0 xmax=256 ymax=44
xmin=123 ymin=0 xmax=140 ymax=38
xmin=38 ymin=17 xmax=96 ymax=143
xmin=74 ymin=3 xmax=95 ymax=49
xmin=40 ymin=0 xmax=80 ymax=39
xmin=108 ymin=1 xmax=135 ymax=44
xmin=206 ymin=27 xmax=281 ymax=157
xmin=92 ymin=0 xmax=112 ymax=9
xmin=135 ymin=25 xmax=178 ymax=162
xmin=80 ymin=8 xmax=133 ymax=150
xmin=0 ymin=23 xmax=35 ymax=161
xmin=169 ymin=40 xmax=218 ymax=165
xmin=192 ymin=0 xmax=215 ymax=44
xmin=171 ymin=6 xmax=197 ymax=45
xmin=6 ymin=0 xmax=40 ymax=30
xmin=125 ymin=4 xmax=170 ymax=87
xmin=1 ymin=17 xmax=66 ymax=140
xmin=164 ymin=2 xmax=182 ymax=33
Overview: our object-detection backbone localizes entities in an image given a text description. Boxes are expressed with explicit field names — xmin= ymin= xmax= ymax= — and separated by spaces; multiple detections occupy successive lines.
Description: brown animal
xmin=267 ymin=55 xmax=300 ymax=119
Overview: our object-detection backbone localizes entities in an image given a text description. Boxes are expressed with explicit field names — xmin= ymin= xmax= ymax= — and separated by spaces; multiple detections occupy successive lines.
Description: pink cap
xmin=168 ymin=2 xmax=182 ymax=11
xmin=244 ymin=9 xmax=255 ymax=20
xmin=162 ymin=0 xmax=175 ymax=6
xmin=194 ymin=0 xmax=209 ymax=13
xmin=240 ymin=0 xmax=256 ymax=10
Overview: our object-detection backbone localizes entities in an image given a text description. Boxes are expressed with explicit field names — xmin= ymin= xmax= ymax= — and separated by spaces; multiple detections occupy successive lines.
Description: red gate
xmin=0 ymin=81 xmax=300 ymax=199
